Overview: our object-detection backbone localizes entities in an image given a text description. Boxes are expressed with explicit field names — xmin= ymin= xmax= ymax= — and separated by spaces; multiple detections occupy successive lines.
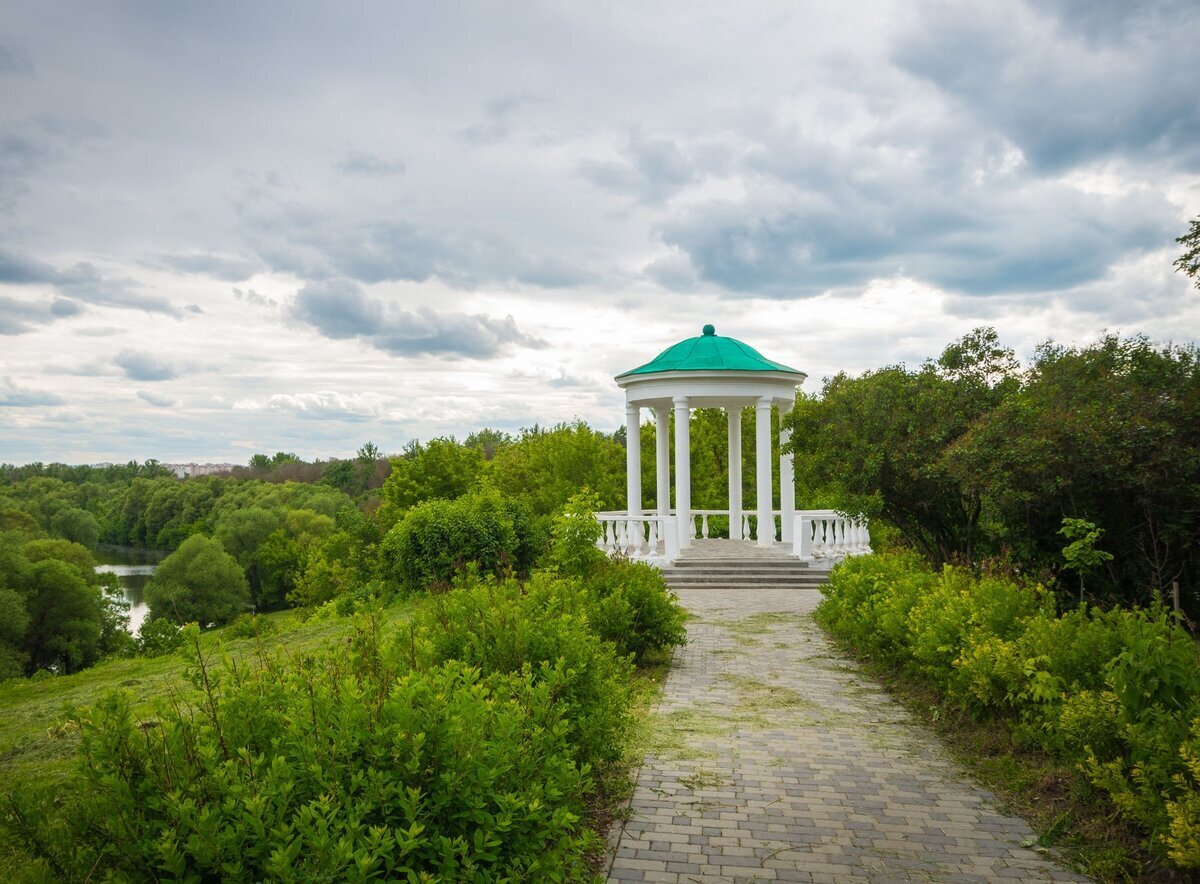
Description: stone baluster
xmin=701 ymin=514 xmax=710 ymax=538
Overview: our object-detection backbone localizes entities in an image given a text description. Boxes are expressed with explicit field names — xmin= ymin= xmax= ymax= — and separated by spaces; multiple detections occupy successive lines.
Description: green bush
xmin=546 ymin=491 xmax=606 ymax=578
xmin=379 ymin=489 xmax=543 ymax=591
xmin=818 ymin=551 xmax=1200 ymax=869
xmin=408 ymin=575 xmax=633 ymax=766
xmin=145 ymin=534 xmax=249 ymax=626
xmin=224 ymin=612 xmax=279 ymax=641
xmin=6 ymin=576 xmax=637 ymax=883
xmin=572 ymin=560 xmax=687 ymax=663
xmin=135 ymin=617 xmax=184 ymax=656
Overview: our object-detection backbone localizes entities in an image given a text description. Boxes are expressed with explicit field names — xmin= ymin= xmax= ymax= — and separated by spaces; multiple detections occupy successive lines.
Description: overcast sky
xmin=1 ymin=0 xmax=1198 ymax=465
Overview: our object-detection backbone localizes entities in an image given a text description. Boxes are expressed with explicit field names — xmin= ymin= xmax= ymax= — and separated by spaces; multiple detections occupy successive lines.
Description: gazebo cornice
xmin=615 ymin=368 xmax=807 ymax=389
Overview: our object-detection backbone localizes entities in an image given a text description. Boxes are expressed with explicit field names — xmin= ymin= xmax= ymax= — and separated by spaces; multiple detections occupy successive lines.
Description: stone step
xmin=666 ymin=583 xmax=827 ymax=591
xmin=665 ymin=572 xmax=829 ymax=583
xmin=662 ymin=573 xmax=820 ymax=580
xmin=670 ymin=560 xmax=810 ymax=569
xmin=667 ymin=563 xmax=814 ymax=572
xmin=666 ymin=574 xmax=827 ymax=583
xmin=672 ymin=561 xmax=811 ymax=568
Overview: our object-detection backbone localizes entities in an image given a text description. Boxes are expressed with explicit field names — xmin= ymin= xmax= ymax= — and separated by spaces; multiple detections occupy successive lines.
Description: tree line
xmin=788 ymin=328 xmax=1200 ymax=616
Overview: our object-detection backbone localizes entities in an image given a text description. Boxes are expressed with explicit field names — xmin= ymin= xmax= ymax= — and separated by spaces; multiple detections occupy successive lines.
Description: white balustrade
xmin=593 ymin=507 xmax=871 ymax=570
xmin=595 ymin=512 xmax=679 ymax=563
xmin=792 ymin=510 xmax=872 ymax=567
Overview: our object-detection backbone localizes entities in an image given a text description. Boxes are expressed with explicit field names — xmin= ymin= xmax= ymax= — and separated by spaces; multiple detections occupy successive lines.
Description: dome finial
xmin=702 ymin=324 xmax=716 ymax=336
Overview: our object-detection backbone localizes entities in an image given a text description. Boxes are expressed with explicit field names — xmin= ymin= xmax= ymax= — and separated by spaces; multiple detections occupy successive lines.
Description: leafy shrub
xmin=408 ymin=575 xmax=633 ymax=766
xmin=819 ymin=551 xmax=1200 ymax=869
xmin=224 ymin=612 xmax=278 ymax=641
xmin=135 ymin=617 xmax=184 ymax=656
xmin=5 ymin=618 xmax=597 ymax=881
xmin=572 ymin=560 xmax=687 ymax=662
xmin=380 ymin=489 xmax=542 ymax=591
xmin=546 ymin=491 xmax=606 ymax=578
xmin=1165 ymin=716 xmax=1200 ymax=867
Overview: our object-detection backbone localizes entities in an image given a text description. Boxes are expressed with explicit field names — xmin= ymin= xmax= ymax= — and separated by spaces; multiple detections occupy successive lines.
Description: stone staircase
xmin=661 ymin=540 xmax=829 ymax=593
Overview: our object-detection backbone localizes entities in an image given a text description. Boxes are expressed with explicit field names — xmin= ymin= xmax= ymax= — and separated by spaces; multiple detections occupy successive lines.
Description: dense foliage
xmin=0 ymin=532 xmax=130 ymax=678
xmin=4 ymin=554 xmax=686 ymax=880
xmin=818 ymin=552 xmax=1200 ymax=869
xmin=788 ymin=329 xmax=1200 ymax=614
xmin=144 ymin=535 xmax=249 ymax=626
xmin=380 ymin=490 xmax=544 ymax=590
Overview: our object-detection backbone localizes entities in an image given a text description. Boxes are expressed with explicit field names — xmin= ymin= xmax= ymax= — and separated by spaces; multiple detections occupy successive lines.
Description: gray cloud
xmin=0 ymin=250 xmax=180 ymax=315
xmin=0 ymin=377 xmax=64 ymax=407
xmin=289 ymin=278 xmax=546 ymax=358
xmin=891 ymin=2 xmax=1200 ymax=172
xmin=232 ymin=286 xmax=277 ymax=308
xmin=578 ymin=133 xmax=700 ymax=203
xmin=653 ymin=117 xmax=1179 ymax=297
xmin=336 ymin=150 xmax=406 ymax=177
xmin=0 ymin=41 xmax=32 ymax=75
xmin=115 ymin=350 xmax=180 ymax=381
xmin=0 ymin=294 xmax=82 ymax=334
xmin=160 ymin=252 xmax=262 ymax=281
xmin=240 ymin=195 xmax=596 ymax=291
xmin=459 ymin=94 xmax=536 ymax=146
xmin=136 ymin=389 xmax=177 ymax=407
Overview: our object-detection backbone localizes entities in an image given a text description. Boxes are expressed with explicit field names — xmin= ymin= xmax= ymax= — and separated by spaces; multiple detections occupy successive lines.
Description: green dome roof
xmin=618 ymin=325 xmax=802 ymax=378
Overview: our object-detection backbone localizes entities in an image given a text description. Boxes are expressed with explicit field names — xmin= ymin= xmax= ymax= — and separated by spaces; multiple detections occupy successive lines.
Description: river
xmin=94 ymin=544 xmax=168 ymax=635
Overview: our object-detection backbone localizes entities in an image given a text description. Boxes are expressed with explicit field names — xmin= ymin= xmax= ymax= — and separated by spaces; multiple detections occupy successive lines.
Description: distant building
xmin=161 ymin=463 xmax=237 ymax=478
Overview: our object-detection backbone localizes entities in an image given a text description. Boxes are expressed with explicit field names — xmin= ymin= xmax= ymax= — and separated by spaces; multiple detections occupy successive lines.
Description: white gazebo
xmin=595 ymin=324 xmax=870 ymax=567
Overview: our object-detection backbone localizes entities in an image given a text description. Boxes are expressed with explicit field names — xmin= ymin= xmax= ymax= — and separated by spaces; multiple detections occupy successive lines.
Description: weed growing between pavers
xmin=679 ymin=769 xmax=729 ymax=791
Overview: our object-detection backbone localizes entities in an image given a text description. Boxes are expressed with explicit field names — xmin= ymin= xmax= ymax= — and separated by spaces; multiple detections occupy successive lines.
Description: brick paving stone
xmin=607 ymin=559 xmax=1092 ymax=883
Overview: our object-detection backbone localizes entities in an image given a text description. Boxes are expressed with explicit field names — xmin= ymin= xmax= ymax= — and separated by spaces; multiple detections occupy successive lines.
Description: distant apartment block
xmin=162 ymin=463 xmax=238 ymax=478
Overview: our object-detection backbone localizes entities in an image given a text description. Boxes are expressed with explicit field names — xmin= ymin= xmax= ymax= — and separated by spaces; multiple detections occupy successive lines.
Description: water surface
xmin=94 ymin=544 xmax=167 ymax=636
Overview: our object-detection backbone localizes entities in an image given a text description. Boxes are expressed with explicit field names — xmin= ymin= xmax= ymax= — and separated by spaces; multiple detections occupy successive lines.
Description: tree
xmin=213 ymin=507 xmax=281 ymax=609
xmin=378 ymin=438 xmax=486 ymax=525
xmin=946 ymin=335 xmax=1200 ymax=607
xmin=356 ymin=441 xmax=381 ymax=464
xmin=1059 ymin=518 xmax=1113 ymax=603
xmin=145 ymin=534 xmax=249 ymax=626
xmin=1176 ymin=215 xmax=1200 ymax=289
xmin=784 ymin=330 xmax=1013 ymax=562
xmin=464 ymin=428 xmax=513 ymax=460
xmin=50 ymin=506 xmax=101 ymax=549
xmin=22 ymin=538 xmax=99 ymax=584
xmin=490 ymin=422 xmax=625 ymax=516
xmin=23 ymin=559 xmax=104 ymax=673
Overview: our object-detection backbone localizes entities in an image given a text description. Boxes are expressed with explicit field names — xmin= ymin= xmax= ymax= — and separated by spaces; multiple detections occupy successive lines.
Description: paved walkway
xmin=608 ymin=587 xmax=1091 ymax=883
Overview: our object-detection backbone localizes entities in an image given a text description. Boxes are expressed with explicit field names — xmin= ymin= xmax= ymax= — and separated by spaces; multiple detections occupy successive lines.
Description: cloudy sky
xmin=1 ymin=0 xmax=1198 ymax=464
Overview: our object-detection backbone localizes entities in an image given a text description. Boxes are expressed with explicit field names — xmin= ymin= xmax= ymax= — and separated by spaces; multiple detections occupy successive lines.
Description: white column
xmin=673 ymin=395 xmax=691 ymax=549
xmin=727 ymin=407 xmax=742 ymax=540
xmin=654 ymin=405 xmax=670 ymax=517
xmin=625 ymin=403 xmax=641 ymax=516
xmin=755 ymin=396 xmax=774 ymax=546
xmin=779 ymin=400 xmax=795 ymax=545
